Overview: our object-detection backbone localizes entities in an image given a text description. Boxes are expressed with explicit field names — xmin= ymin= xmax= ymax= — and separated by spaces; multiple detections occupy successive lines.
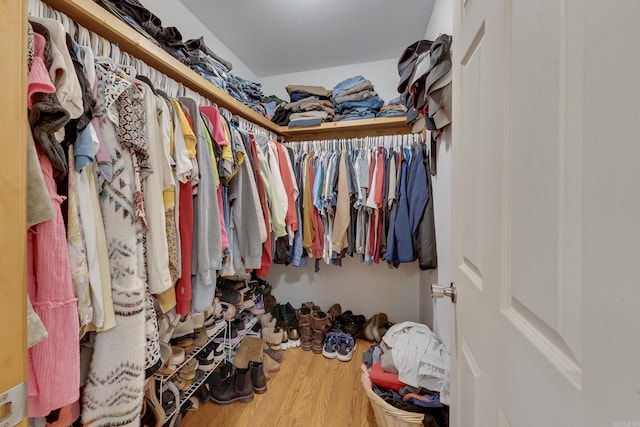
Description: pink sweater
xmin=28 ymin=152 xmax=80 ymax=417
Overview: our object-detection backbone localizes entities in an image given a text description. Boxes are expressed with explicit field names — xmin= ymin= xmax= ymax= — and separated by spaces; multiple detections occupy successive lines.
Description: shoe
xmin=373 ymin=313 xmax=389 ymax=343
xmin=262 ymin=327 xmax=283 ymax=350
xmin=322 ymin=332 xmax=340 ymax=359
xmin=288 ymin=327 xmax=300 ymax=348
xmin=219 ymin=301 xmax=237 ymax=321
xmin=178 ymin=359 xmax=199 ymax=380
xmin=363 ymin=314 xmax=378 ymax=341
xmin=336 ymin=333 xmax=356 ymax=362
xmin=196 ymin=348 xmax=218 ymax=372
xmin=280 ymin=328 xmax=290 ymax=350
xmin=191 ymin=312 xmax=205 ymax=330
xmin=194 ymin=381 xmax=210 ymax=404
xmin=342 ymin=313 xmax=366 ymax=338
xmin=249 ymin=361 xmax=267 ymax=394
xmin=213 ymin=322 xmax=241 ymax=346
xmin=261 ymin=313 xmax=277 ymax=329
xmin=143 ymin=379 xmax=165 ymax=427
xmin=311 ymin=311 xmax=328 ymax=354
xmin=262 ymin=292 xmax=275 ymax=310
xmin=234 ymin=317 xmax=247 ymax=335
xmin=209 ymin=367 xmax=254 ymax=405
xmin=194 ymin=327 xmax=208 ymax=347
xmin=262 ymin=353 xmax=281 ymax=372
xmin=233 ymin=337 xmax=263 ymax=370
xmin=297 ymin=307 xmax=313 ymax=351
xmin=327 ymin=303 xmax=342 ymax=321
xmin=204 ymin=315 xmax=224 ymax=338
xmin=249 ymin=295 xmax=265 ymax=317
xmin=302 ymin=301 xmax=321 ymax=312
xmin=263 ymin=347 xmax=282 ymax=363
xmin=219 ymin=288 xmax=244 ymax=306
xmin=171 ymin=315 xmax=194 ymax=340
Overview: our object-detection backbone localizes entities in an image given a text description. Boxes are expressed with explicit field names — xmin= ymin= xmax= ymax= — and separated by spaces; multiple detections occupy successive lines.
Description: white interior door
xmin=451 ymin=0 xmax=640 ymax=426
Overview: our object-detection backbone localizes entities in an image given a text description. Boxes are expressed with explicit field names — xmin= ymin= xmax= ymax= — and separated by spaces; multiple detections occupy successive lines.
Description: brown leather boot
xmin=297 ymin=307 xmax=313 ymax=351
xmin=209 ymin=367 xmax=254 ymax=405
xmin=249 ymin=361 xmax=267 ymax=394
xmin=311 ymin=311 xmax=328 ymax=354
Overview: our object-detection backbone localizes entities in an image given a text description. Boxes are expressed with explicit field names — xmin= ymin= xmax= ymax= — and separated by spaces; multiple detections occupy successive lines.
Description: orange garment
xmin=275 ymin=143 xmax=298 ymax=232
xmin=302 ymin=154 xmax=314 ymax=255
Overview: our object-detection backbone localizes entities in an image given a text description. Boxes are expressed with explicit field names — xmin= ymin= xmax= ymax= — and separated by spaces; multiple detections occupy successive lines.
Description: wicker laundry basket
xmin=361 ymin=369 xmax=425 ymax=427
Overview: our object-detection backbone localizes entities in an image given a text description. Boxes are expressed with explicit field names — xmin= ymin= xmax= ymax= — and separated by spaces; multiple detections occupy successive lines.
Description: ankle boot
xmin=262 ymin=353 xmax=281 ymax=372
xmin=249 ymin=361 xmax=267 ymax=394
xmin=210 ymin=367 xmax=254 ymax=405
xmin=264 ymin=346 xmax=282 ymax=363
xmin=311 ymin=311 xmax=328 ymax=354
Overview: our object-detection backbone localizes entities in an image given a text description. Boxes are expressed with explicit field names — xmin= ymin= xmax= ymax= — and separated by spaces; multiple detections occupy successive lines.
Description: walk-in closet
xmin=2 ymin=0 xmax=639 ymax=426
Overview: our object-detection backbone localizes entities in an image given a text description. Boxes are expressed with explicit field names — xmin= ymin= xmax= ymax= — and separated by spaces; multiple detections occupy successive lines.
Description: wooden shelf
xmin=40 ymin=0 xmax=414 ymax=141
xmin=42 ymin=0 xmax=282 ymax=134
xmin=281 ymin=116 xmax=412 ymax=141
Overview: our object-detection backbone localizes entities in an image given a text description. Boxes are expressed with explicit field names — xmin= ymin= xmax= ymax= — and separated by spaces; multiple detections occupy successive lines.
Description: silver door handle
xmin=431 ymin=283 xmax=456 ymax=303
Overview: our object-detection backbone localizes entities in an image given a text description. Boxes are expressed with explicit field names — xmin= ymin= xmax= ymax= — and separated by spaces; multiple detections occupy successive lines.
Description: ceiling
xmin=179 ymin=0 xmax=435 ymax=77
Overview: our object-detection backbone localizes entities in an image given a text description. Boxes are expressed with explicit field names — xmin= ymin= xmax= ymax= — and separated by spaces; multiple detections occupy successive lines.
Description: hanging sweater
xmin=82 ymin=67 xmax=146 ymax=427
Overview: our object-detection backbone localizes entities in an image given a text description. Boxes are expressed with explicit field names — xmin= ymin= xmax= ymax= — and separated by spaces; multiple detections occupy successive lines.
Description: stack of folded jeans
xmin=286 ymin=96 xmax=334 ymax=128
xmin=376 ymin=96 xmax=408 ymax=118
xmin=285 ymin=85 xmax=332 ymax=103
xmin=331 ymin=76 xmax=384 ymax=121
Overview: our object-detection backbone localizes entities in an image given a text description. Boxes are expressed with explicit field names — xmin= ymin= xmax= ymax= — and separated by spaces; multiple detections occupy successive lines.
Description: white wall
xmin=268 ymin=258 xmax=421 ymax=324
xmin=419 ymin=0 xmax=453 ymax=349
xmin=260 ymin=58 xmax=401 ymax=102
xmin=154 ymin=0 xmax=258 ymax=81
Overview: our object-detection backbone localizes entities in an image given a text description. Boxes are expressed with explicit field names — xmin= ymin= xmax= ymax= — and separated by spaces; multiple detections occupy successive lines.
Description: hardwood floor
xmin=182 ymin=339 xmax=377 ymax=427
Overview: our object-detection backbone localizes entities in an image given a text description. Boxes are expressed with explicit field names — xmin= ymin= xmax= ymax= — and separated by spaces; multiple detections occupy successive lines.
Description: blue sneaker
xmin=336 ymin=333 xmax=356 ymax=362
xmin=322 ymin=332 xmax=340 ymax=359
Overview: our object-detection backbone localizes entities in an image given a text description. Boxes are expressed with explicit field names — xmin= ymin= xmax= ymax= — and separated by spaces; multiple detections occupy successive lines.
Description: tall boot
xmin=249 ymin=361 xmax=267 ymax=394
xmin=311 ymin=311 xmax=328 ymax=354
xmin=297 ymin=307 xmax=312 ymax=351
xmin=209 ymin=367 xmax=254 ymax=405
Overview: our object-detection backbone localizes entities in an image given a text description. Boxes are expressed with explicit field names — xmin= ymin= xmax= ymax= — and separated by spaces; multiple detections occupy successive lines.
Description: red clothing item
xmin=249 ymin=134 xmax=272 ymax=277
xmin=275 ymin=143 xmax=298 ymax=232
xmin=199 ymin=106 xmax=228 ymax=146
xmin=369 ymin=361 xmax=407 ymax=392
xmin=308 ymin=158 xmax=324 ymax=259
xmin=175 ymin=180 xmax=194 ymax=315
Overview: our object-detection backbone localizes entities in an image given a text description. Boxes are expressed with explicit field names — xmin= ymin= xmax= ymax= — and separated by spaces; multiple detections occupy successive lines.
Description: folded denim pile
xmin=331 ymin=75 xmax=384 ymax=122
xmin=285 ymin=85 xmax=334 ymax=128
xmin=95 ymin=0 xmax=267 ymax=114
xmin=377 ymin=96 xmax=408 ymax=118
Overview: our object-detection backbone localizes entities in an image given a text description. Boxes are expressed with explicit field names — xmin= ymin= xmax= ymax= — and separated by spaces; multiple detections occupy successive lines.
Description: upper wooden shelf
xmin=41 ymin=0 xmax=413 ymax=141
xmin=280 ymin=116 xmax=412 ymax=141
xmin=42 ymin=0 xmax=281 ymax=133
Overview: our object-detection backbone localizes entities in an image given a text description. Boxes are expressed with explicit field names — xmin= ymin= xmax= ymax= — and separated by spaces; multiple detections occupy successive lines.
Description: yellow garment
xmin=156 ymin=287 xmax=177 ymax=314
xmin=171 ymin=99 xmax=197 ymax=159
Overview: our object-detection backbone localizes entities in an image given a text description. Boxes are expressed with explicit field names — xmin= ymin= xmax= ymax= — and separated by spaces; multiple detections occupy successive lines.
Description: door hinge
xmin=0 ymin=382 xmax=26 ymax=427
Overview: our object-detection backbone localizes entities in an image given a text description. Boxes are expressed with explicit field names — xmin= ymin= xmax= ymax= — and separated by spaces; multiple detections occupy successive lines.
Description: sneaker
xmin=280 ymin=328 xmax=290 ymax=350
xmin=336 ymin=333 xmax=356 ymax=362
xmin=172 ymin=315 xmax=194 ymax=340
xmin=288 ymin=327 xmax=300 ymax=348
xmin=322 ymin=332 xmax=340 ymax=359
